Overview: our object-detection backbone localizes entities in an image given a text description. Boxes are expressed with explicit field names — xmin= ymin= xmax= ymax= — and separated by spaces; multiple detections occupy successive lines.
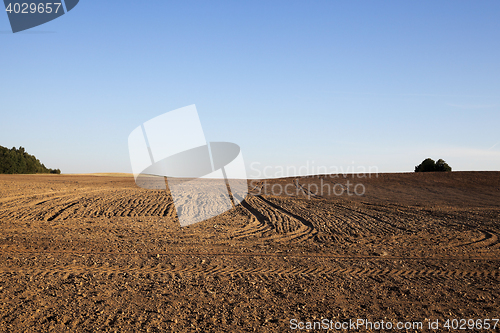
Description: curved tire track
xmin=232 ymin=195 xmax=317 ymax=243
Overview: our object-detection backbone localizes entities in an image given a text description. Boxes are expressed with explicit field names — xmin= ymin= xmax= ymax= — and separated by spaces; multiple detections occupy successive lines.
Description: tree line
xmin=0 ymin=146 xmax=61 ymax=174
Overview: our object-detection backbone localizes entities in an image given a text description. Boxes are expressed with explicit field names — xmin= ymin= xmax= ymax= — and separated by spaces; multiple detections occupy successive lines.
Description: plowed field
xmin=0 ymin=172 xmax=499 ymax=332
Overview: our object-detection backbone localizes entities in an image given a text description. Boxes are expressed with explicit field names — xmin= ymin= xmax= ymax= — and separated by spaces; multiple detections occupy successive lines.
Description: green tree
xmin=415 ymin=158 xmax=452 ymax=172
xmin=415 ymin=158 xmax=436 ymax=172
xmin=435 ymin=159 xmax=452 ymax=172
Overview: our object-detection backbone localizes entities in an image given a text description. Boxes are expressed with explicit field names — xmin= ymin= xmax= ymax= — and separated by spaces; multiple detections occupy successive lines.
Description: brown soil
xmin=0 ymin=172 xmax=499 ymax=332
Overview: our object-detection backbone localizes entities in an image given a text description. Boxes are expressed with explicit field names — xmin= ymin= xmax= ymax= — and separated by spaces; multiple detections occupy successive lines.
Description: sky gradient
xmin=1 ymin=1 xmax=499 ymax=177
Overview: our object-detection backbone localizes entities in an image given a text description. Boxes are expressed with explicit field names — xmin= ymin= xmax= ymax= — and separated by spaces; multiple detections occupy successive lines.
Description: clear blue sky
xmin=1 ymin=1 xmax=499 ymax=176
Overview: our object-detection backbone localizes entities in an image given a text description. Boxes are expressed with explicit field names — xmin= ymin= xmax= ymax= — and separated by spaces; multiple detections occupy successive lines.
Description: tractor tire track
xmin=0 ymin=262 xmax=498 ymax=280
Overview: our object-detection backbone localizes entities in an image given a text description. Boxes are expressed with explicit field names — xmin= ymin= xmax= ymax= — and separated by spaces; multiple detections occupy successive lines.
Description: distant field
xmin=65 ymin=173 xmax=135 ymax=177
xmin=0 ymin=172 xmax=499 ymax=332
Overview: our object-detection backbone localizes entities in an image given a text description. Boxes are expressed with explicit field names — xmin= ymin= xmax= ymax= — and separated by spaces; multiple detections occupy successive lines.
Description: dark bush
xmin=415 ymin=158 xmax=452 ymax=172
xmin=435 ymin=159 xmax=452 ymax=172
